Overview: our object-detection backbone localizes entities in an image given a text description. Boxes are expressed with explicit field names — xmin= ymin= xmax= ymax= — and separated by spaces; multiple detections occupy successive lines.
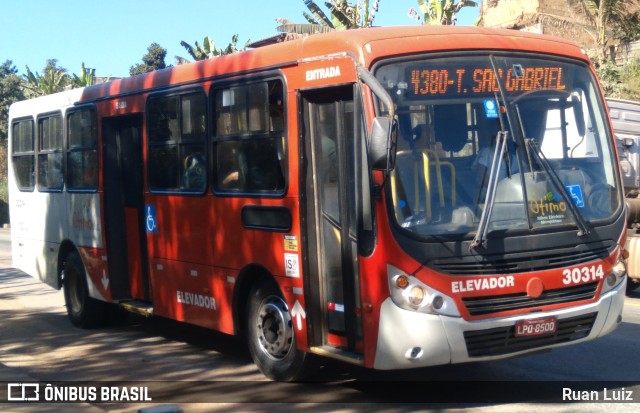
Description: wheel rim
xmin=255 ymin=295 xmax=294 ymax=360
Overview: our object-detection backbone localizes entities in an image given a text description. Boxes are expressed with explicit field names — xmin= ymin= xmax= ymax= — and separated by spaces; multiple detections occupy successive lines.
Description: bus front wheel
xmin=63 ymin=252 xmax=106 ymax=328
xmin=246 ymin=280 xmax=312 ymax=381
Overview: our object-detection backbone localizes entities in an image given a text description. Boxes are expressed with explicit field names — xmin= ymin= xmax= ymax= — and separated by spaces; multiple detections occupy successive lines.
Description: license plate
xmin=515 ymin=316 xmax=558 ymax=337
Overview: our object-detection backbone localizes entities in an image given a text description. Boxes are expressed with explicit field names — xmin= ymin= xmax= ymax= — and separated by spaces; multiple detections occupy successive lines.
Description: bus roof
xmin=9 ymin=87 xmax=86 ymax=120
xmin=11 ymin=25 xmax=588 ymax=113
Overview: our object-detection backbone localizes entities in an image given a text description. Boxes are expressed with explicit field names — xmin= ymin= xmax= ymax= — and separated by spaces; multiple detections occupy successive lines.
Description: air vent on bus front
xmin=428 ymin=243 xmax=613 ymax=275
xmin=462 ymin=282 xmax=599 ymax=316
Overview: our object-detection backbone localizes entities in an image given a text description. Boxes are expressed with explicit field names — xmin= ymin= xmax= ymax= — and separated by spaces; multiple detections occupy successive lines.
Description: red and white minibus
xmin=8 ymin=26 xmax=627 ymax=381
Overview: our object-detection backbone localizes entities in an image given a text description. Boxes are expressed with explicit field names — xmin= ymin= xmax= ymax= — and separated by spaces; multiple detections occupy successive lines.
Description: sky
xmin=0 ymin=0 xmax=480 ymax=79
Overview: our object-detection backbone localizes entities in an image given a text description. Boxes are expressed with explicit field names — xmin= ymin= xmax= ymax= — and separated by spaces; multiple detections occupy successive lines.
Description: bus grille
xmin=463 ymin=313 xmax=597 ymax=357
xmin=462 ymin=282 xmax=599 ymax=316
xmin=429 ymin=243 xmax=613 ymax=275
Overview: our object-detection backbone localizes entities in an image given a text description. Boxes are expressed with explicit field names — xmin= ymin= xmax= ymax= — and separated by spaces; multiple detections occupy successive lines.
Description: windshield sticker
xmin=483 ymin=99 xmax=499 ymax=118
xmin=529 ymin=192 xmax=570 ymax=225
xmin=566 ymin=185 xmax=585 ymax=208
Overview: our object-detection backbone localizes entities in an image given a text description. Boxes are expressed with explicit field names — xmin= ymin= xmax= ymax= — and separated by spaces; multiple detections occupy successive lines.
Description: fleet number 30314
xmin=562 ymin=264 xmax=604 ymax=286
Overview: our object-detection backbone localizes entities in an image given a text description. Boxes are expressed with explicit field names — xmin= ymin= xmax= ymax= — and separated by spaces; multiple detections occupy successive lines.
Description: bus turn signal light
xmin=395 ymin=274 xmax=409 ymax=289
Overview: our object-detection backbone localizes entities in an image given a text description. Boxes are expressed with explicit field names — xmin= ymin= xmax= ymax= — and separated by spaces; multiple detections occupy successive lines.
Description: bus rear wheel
xmin=63 ymin=252 xmax=106 ymax=328
xmin=246 ymin=281 xmax=312 ymax=381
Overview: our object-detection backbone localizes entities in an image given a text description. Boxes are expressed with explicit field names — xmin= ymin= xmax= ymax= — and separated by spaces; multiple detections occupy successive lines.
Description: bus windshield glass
xmin=374 ymin=54 xmax=620 ymax=239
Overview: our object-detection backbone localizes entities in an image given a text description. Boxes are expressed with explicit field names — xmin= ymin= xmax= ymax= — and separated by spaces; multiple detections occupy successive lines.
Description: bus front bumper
xmin=373 ymin=279 xmax=625 ymax=370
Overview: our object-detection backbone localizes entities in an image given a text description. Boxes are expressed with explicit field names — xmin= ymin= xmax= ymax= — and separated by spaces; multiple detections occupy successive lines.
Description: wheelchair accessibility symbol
xmin=146 ymin=205 xmax=158 ymax=233
xmin=565 ymin=185 xmax=585 ymax=208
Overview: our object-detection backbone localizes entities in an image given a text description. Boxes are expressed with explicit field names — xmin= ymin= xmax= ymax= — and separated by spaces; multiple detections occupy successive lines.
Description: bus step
xmin=310 ymin=346 xmax=364 ymax=366
xmin=119 ymin=300 xmax=154 ymax=317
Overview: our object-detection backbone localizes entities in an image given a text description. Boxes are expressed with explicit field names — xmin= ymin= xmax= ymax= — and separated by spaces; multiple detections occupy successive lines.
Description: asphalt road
xmin=0 ymin=228 xmax=638 ymax=412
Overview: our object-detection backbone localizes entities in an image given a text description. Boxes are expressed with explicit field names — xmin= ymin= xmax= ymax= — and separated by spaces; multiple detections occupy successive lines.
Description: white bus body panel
xmin=8 ymin=88 xmax=102 ymax=290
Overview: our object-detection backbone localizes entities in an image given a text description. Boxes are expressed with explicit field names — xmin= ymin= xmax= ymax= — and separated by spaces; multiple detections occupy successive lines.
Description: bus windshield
xmin=374 ymin=54 xmax=620 ymax=239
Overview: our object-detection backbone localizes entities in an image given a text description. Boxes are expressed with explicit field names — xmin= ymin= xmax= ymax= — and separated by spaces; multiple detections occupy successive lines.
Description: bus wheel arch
xmin=232 ymin=265 xmax=314 ymax=381
xmin=232 ymin=264 xmax=273 ymax=338
xmin=61 ymin=249 xmax=107 ymax=328
xmin=57 ymin=240 xmax=78 ymax=290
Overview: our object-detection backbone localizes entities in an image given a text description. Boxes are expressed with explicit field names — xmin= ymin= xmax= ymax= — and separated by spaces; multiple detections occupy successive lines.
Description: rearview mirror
xmin=369 ymin=116 xmax=397 ymax=171
xmin=622 ymin=137 xmax=635 ymax=149
xmin=571 ymin=93 xmax=586 ymax=138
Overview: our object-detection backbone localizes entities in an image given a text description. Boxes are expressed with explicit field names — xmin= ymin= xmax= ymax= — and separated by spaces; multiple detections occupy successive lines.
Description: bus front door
xmin=103 ymin=116 xmax=150 ymax=303
xmin=302 ymin=86 xmax=363 ymax=360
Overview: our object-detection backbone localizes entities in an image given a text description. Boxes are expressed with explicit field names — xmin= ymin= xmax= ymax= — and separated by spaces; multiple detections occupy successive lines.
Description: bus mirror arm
xmin=370 ymin=117 xmax=398 ymax=171
xmin=356 ymin=65 xmax=398 ymax=171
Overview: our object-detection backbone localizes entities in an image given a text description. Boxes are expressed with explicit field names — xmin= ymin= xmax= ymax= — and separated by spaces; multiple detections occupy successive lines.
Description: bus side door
xmin=301 ymin=85 xmax=365 ymax=357
xmin=102 ymin=115 xmax=150 ymax=302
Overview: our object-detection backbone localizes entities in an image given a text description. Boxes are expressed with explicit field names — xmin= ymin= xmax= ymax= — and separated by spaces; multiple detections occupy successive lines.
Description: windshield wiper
xmin=525 ymin=138 xmax=590 ymax=237
xmin=471 ymin=130 xmax=509 ymax=250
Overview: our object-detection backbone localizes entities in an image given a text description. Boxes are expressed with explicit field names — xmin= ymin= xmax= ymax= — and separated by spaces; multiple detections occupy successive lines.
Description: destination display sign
xmin=406 ymin=65 xmax=568 ymax=98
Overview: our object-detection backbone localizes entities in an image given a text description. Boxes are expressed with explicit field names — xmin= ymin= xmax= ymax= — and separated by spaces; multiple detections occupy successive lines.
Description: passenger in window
xmin=219 ymin=144 xmax=244 ymax=189
xmin=222 ymin=170 xmax=241 ymax=187
xmin=183 ymin=152 xmax=206 ymax=190
xmin=218 ymin=140 xmax=284 ymax=192
xmin=473 ymin=133 xmax=518 ymax=181
xmin=247 ymin=140 xmax=284 ymax=191
xmin=472 ymin=130 xmax=519 ymax=205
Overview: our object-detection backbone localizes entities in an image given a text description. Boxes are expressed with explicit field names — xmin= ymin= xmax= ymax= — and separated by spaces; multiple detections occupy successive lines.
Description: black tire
xmin=627 ymin=277 xmax=640 ymax=295
xmin=246 ymin=280 xmax=313 ymax=381
xmin=63 ymin=252 xmax=107 ymax=328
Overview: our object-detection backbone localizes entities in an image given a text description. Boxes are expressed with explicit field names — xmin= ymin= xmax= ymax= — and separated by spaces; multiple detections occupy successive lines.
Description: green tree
xmin=178 ymin=36 xmax=217 ymax=62
xmin=530 ymin=0 xmax=640 ymax=62
xmin=0 ymin=60 xmax=25 ymax=142
xmin=0 ymin=60 xmax=23 ymax=224
xmin=176 ymin=34 xmax=250 ymax=64
xmin=72 ymin=62 xmax=96 ymax=87
xmin=276 ymin=0 xmax=381 ymax=38
xmin=594 ymin=57 xmax=640 ymax=100
xmin=23 ymin=59 xmax=70 ymax=97
xmin=408 ymin=0 xmax=478 ymax=25
xmin=578 ymin=0 xmax=640 ymax=61
xmin=130 ymin=43 xmax=168 ymax=76
xmin=621 ymin=57 xmax=640 ymax=99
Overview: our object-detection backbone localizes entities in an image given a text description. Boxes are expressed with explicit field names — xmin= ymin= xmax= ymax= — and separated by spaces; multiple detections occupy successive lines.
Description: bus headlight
xmin=612 ymin=260 xmax=626 ymax=278
xmin=388 ymin=265 xmax=460 ymax=316
xmin=408 ymin=286 xmax=425 ymax=306
xmin=603 ymin=259 xmax=626 ymax=293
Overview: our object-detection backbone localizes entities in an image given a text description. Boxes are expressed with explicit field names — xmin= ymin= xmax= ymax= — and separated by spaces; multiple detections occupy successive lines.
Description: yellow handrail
xmin=423 ymin=150 xmax=456 ymax=208
xmin=391 ymin=149 xmax=457 ymax=223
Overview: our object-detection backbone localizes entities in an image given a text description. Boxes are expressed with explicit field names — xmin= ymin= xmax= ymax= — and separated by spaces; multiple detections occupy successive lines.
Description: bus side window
xmin=148 ymin=90 xmax=207 ymax=193
xmin=67 ymin=108 xmax=98 ymax=191
xmin=212 ymin=78 xmax=286 ymax=195
xmin=11 ymin=119 xmax=35 ymax=191
xmin=37 ymin=113 xmax=64 ymax=192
